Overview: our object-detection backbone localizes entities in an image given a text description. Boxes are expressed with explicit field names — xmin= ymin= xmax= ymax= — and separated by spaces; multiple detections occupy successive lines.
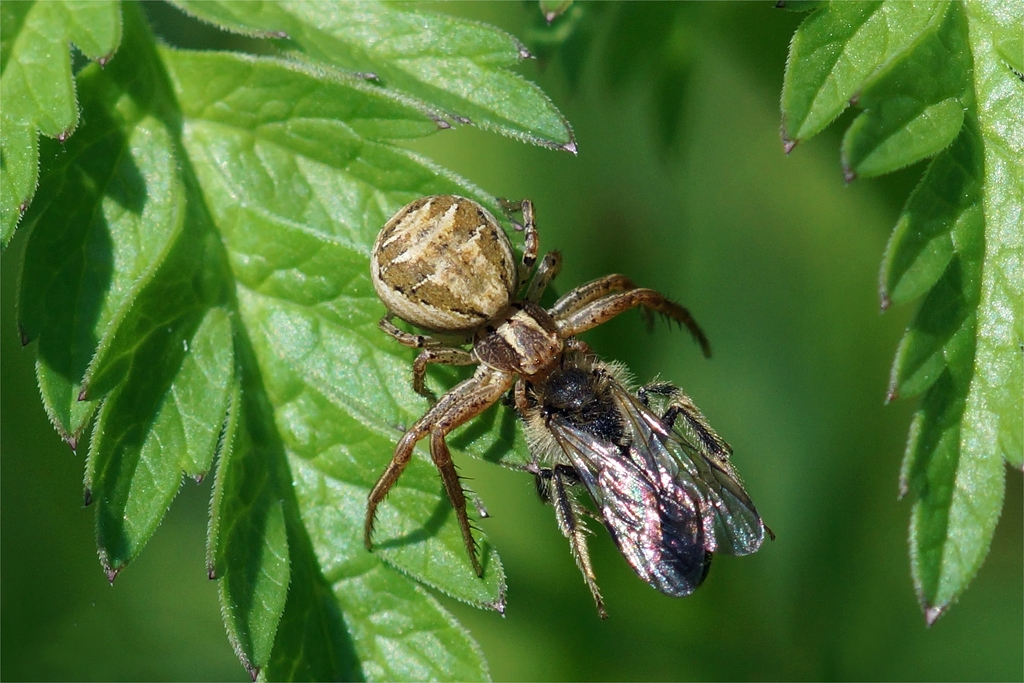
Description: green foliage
xmin=169 ymin=0 xmax=575 ymax=152
xmin=0 ymin=0 xmax=122 ymax=245
xmin=783 ymin=0 xmax=1023 ymax=624
xmin=6 ymin=0 xmax=571 ymax=679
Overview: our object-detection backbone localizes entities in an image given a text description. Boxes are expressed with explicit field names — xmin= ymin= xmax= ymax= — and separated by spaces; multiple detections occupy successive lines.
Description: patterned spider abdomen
xmin=371 ymin=195 xmax=518 ymax=332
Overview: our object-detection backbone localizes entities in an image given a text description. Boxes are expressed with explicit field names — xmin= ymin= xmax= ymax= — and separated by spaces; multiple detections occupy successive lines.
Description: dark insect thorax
xmin=541 ymin=367 xmax=625 ymax=444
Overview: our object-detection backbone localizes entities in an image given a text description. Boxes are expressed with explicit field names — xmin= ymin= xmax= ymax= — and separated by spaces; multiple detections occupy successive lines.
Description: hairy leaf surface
xmin=169 ymin=0 xmax=575 ymax=151
xmin=8 ymin=1 xmax=563 ymax=678
xmin=0 ymin=0 xmax=122 ymax=245
xmin=784 ymin=0 xmax=1023 ymax=623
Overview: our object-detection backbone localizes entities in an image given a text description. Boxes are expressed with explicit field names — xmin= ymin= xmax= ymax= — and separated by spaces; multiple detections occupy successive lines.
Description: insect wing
xmin=548 ymin=415 xmax=710 ymax=597
xmin=614 ymin=386 xmax=767 ymax=557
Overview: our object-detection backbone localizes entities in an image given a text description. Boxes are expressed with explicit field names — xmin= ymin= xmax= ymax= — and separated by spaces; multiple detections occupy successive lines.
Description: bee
xmin=518 ymin=343 xmax=771 ymax=617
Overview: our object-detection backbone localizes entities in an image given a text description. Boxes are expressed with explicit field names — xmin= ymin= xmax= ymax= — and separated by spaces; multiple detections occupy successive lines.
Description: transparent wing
xmin=611 ymin=385 xmax=767 ymax=557
xmin=548 ymin=416 xmax=711 ymax=597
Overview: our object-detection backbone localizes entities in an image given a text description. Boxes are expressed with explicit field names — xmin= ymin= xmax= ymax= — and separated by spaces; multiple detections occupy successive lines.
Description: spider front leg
xmin=555 ymin=288 xmax=711 ymax=357
xmin=499 ymin=198 xmax=539 ymax=288
xmin=364 ymin=366 xmax=513 ymax=577
xmin=549 ymin=274 xmax=638 ymax=318
xmin=526 ymin=250 xmax=562 ymax=303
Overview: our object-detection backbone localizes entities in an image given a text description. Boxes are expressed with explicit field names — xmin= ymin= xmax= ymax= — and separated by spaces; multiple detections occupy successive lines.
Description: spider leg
xmin=549 ymin=274 xmax=638 ymax=318
xmin=556 ymin=289 xmax=711 ymax=358
xmin=412 ymin=347 xmax=476 ymax=402
xmin=378 ymin=315 xmax=471 ymax=348
xmin=526 ymin=250 xmax=562 ymax=303
xmin=364 ymin=366 xmax=513 ymax=576
xmin=499 ymin=198 xmax=539 ymax=289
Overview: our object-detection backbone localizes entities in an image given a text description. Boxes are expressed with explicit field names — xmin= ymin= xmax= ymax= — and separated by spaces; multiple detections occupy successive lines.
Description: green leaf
xmin=782 ymin=2 xmax=945 ymax=147
xmin=87 ymin=303 xmax=233 ymax=576
xmin=18 ymin=57 xmax=185 ymax=446
xmin=840 ymin=3 xmax=970 ymax=179
xmin=784 ymin=0 xmax=1023 ymax=623
xmin=209 ymin=379 xmax=292 ymax=678
xmin=0 ymin=0 xmax=122 ymax=245
xmin=333 ymin=564 xmax=490 ymax=682
xmin=539 ymin=0 xmax=574 ymax=24
xmin=14 ymin=0 xmax=560 ymax=677
xmin=168 ymin=0 xmax=575 ymax=151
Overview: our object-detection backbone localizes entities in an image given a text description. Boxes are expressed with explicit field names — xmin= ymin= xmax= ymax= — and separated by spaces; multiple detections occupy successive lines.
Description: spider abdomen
xmin=371 ymin=195 xmax=518 ymax=332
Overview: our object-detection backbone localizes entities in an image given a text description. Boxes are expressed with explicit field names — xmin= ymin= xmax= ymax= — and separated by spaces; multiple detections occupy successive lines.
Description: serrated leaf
xmin=169 ymin=0 xmax=575 ymax=151
xmin=18 ymin=61 xmax=185 ymax=444
xmin=334 ymin=564 xmax=490 ymax=682
xmin=784 ymin=0 xmax=1023 ymax=623
xmin=88 ymin=304 xmax=233 ymax=574
xmin=209 ymin=378 xmax=292 ymax=677
xmin=782 ymin=2 xmax=945 ymax=146
xmin=0 ymin=0 xmax=122 ymax=245
xmin=15 ymin=2 xmax=562 ymax=677
xmin=841 ymin=3 xmax=970 ymax=179
xmin=160 ymin=43 xmax=520 ymax=672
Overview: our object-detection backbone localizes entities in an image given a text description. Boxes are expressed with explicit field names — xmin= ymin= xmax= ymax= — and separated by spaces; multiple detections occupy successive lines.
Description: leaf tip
xmin=193 ymin=472 xmax=205 ymax=484
xmin=842 ymin=165 xmax=857 ymax=184
xmin=239 ymin=653 xmax=259 ymax=681
xmin=880 ymin=289 xmax=891 ymax=311
xmin=97 ymin=52 xmax=113 ymax=68
xmin=544 ymin=11 xmax=559 ymax=24
xmin=18 ymin=325 xmax=30 ymax=347
xmin=18 ymin=200 xmax=30 ymax=216
xmin=885 ymin=385 xmax=899 ymax=404
xmin=57 ymin=130 xmax=72 ymax=144
xmin=519 ymin=44 xmax=534 ymax=60
xmin=207 ymin=562 xmax=217 ymax=580
xmin=66 ymin=435 xmax=78 ymax=452
xmin=104 ymin=561 xmax=125 ymax=585
xmin=562 ymin=140 xmax=578 ymax=155
xmin=83 ymin=488 xmax=92 ymax=507
xmin=77 ymin=386 xmax=89 ymax=402
xmin=782 ymin=136 xmax=797 ymax=155
xmin=485 ymin=589 xmax=507 ymax=616
xmin=924 ymin=603 xmax=946 ymax=627
xmin=849 ymin=92 xmax=860 ymax=107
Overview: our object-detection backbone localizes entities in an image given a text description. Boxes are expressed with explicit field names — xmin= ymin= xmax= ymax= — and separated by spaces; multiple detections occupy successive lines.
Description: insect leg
xmin=412 ymin=347 xmax=475 ymax=402
xmin=640 ymin=382 xmax=731 ymax=457
xmin=548 ymin=468 xmax=607 ymax=619
xmin=556 ymin=289 xmax=711 ymax=357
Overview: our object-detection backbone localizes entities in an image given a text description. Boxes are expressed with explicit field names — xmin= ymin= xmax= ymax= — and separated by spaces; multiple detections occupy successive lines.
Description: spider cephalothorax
xmin=365 ymin=194 xmax=710 ymax=577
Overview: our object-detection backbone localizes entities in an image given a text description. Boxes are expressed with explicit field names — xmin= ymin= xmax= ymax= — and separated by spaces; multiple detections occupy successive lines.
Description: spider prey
xmin=520 ymin=343 xmax=770 ymax=617
xmin=366 ymin=194 xmax=712 ymax=579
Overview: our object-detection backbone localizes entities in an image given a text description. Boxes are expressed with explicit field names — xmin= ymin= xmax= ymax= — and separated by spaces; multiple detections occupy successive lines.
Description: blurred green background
xmin=2 ymin=2 xmax=1020 ymax=681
